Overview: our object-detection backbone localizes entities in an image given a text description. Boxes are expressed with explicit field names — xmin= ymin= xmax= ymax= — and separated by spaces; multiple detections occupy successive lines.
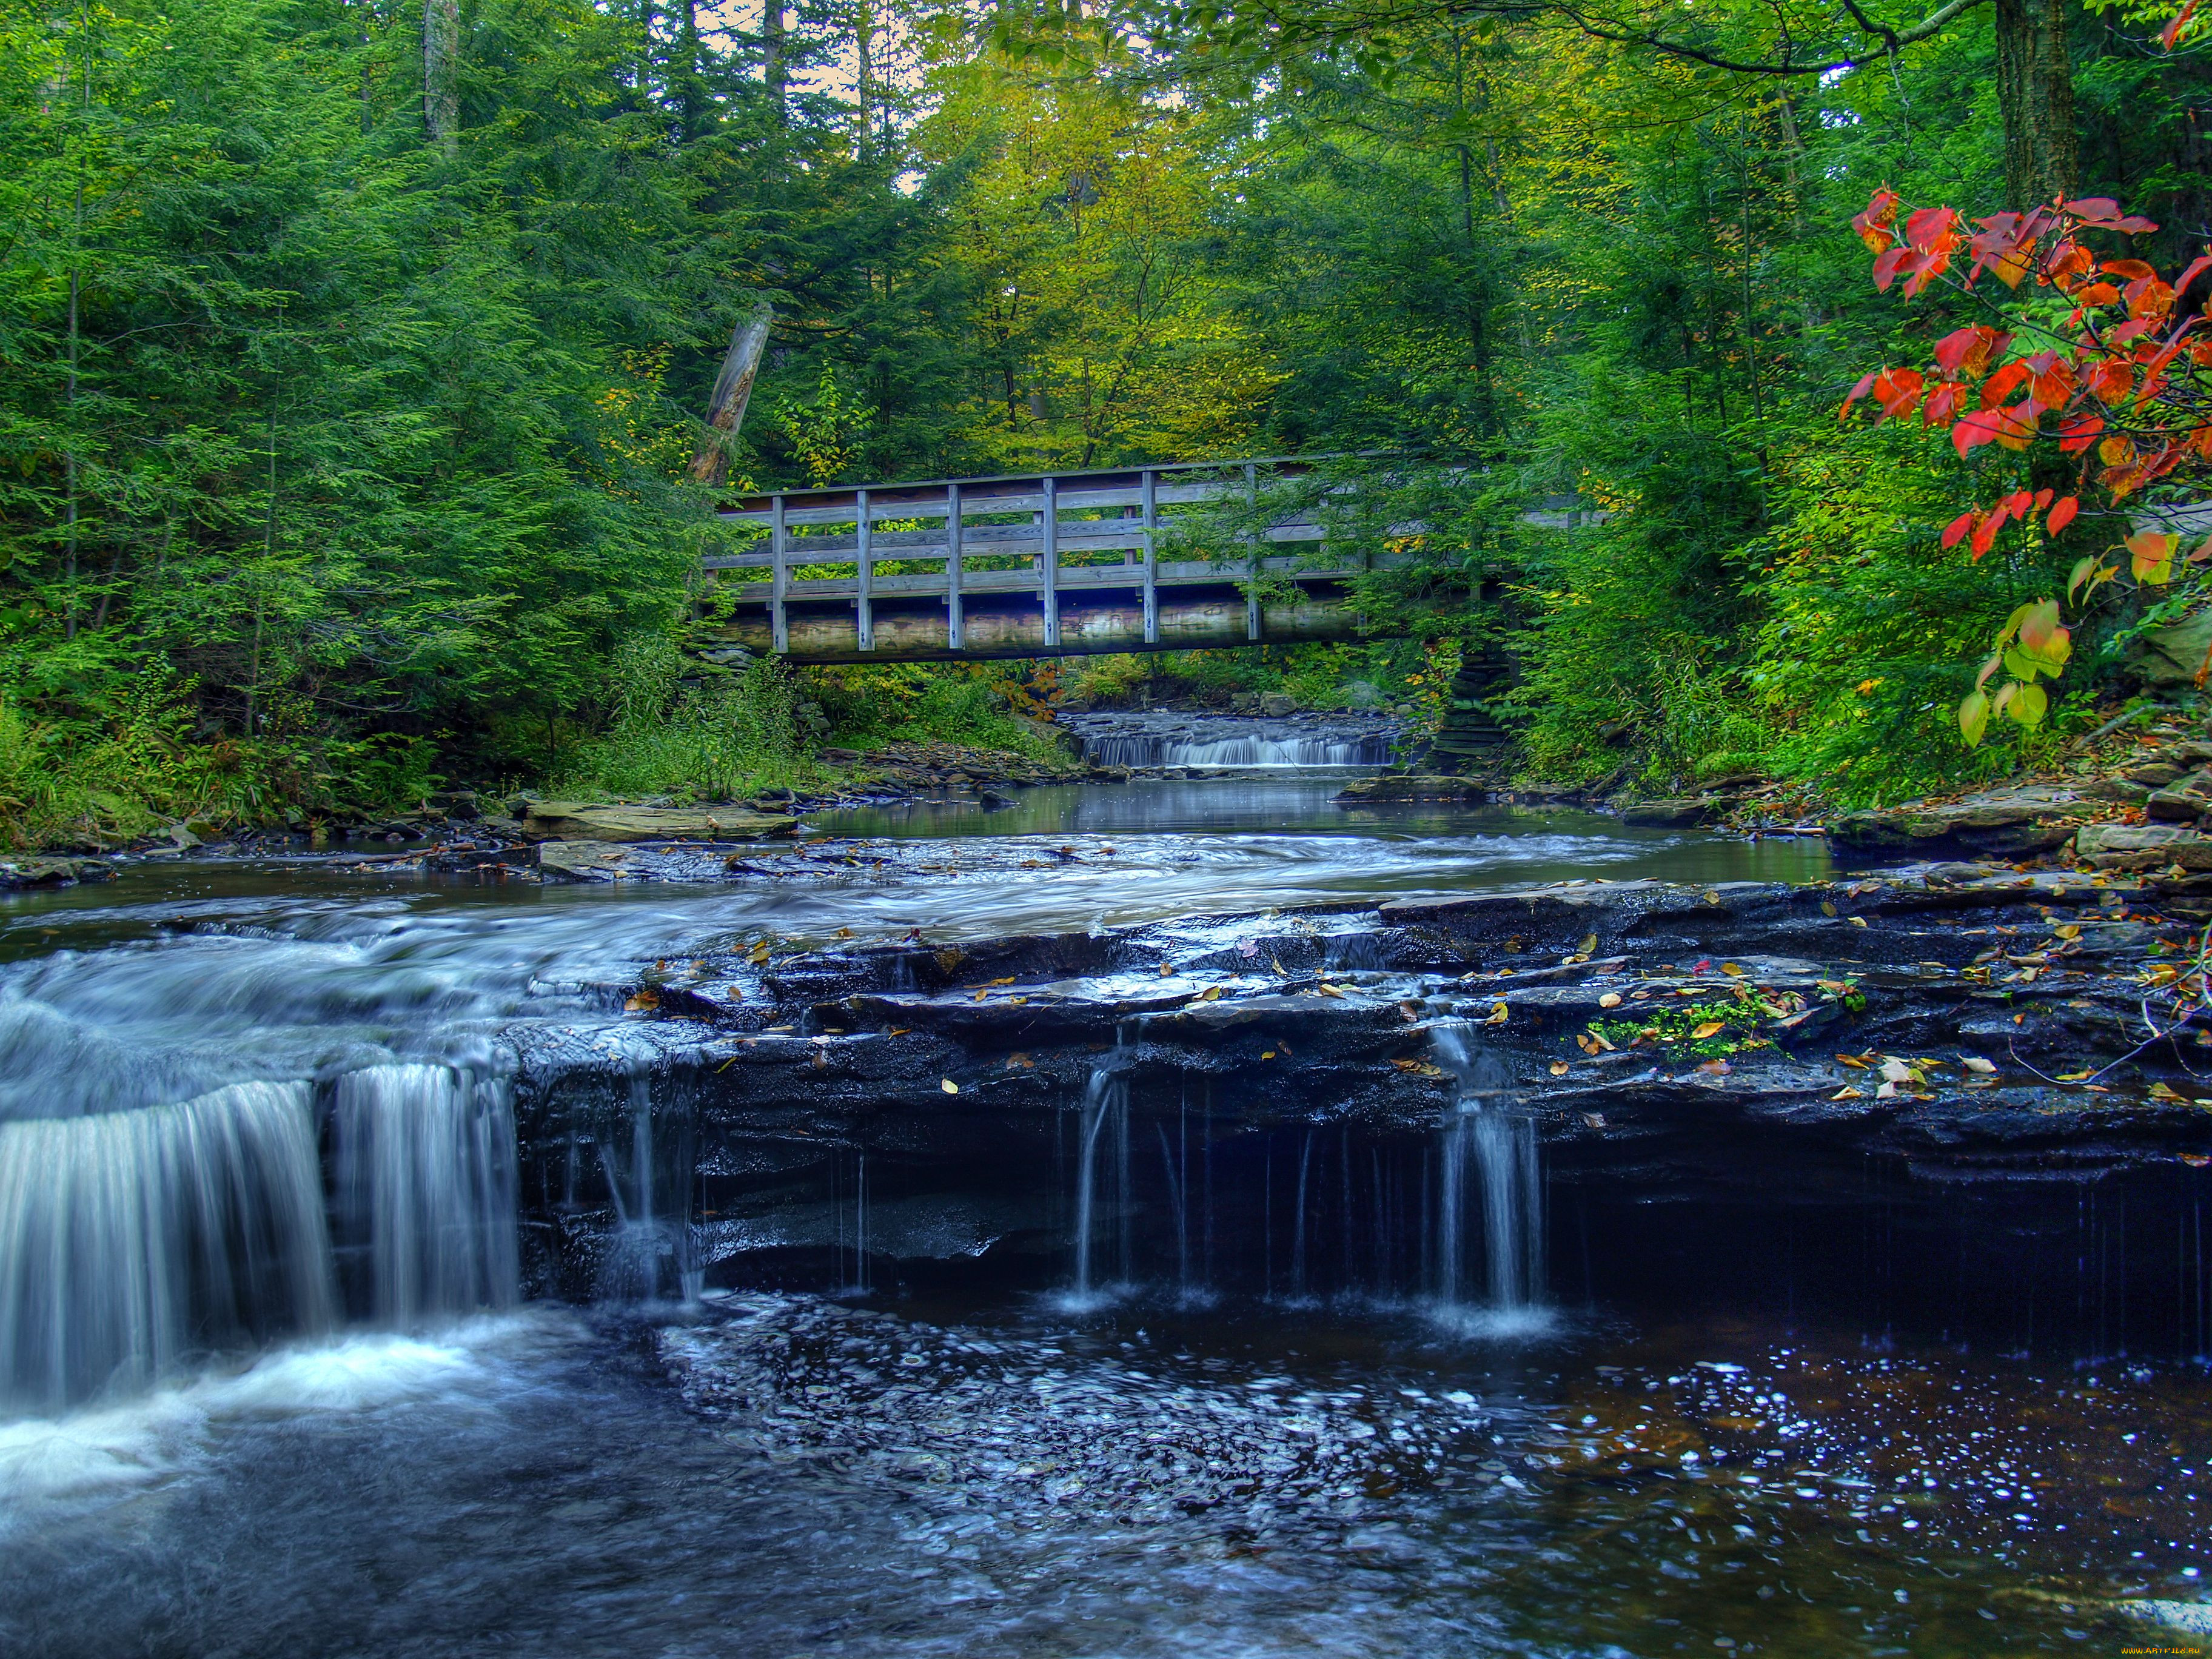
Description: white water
xmin=0 ymin=1082 xmax=334 ymax=1413
xmin=1429 ymin=1023 xmax=1549 ymax=1331
xmin=1082 ymin=732 xmax=1391 ymax=768
xmin=1070 ymin=1068 xmax=1131 ymax=1301
xmin=333 ymin=1064 xmax=519 ymax=1327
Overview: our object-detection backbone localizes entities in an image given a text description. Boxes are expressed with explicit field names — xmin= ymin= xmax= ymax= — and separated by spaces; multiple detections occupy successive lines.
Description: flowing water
xmin=1 ymin=772 xmax=2207 ymax=1655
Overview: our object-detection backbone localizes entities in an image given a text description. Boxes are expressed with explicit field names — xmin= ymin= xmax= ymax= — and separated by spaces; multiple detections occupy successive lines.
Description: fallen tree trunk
xmin=689 ymin=301 xmax=776 ymax=488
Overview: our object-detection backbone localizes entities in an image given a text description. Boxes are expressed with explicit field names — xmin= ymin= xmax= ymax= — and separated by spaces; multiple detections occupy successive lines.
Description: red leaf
xmin=1980 ymin=361 xmax=2031 ymax=407
xmin=1923 ymin=381 xmax=1966 ymax=426
xmin=2048 ymin=495 xmax=2080 ymax=534
xmin=1952 ymin=410 xmax=2005 ymax=457
xmin=1941 ymin=510 xmax=1977 ymax=549
xmin=1970 ymin=515 xmax=2002 ymax=559
xmin=1873 ymin=368 xmax=1924 ymax=420
xmin=2160 ymin=0 xmax=2195 ymax=49
xmin=2086 ymin=360 xmax=2136 ymax=403
xmin=2068 ymin=197 xmax=2123 ymax=222
xmin=1905 ymin=206 xmax=1959 ymax=250
xmin=1872 ymin=247 xmax=1910 ymax=292
xmin=1852 ymin=189 xmax=1902 ymax=253
xmin=2103 ymin=259 xmax=2157 ymax=280
xmin=1840 ymin=370 xmax=1879 ymax=420
xmin=2033 ymin=488 xmax=2053 ymax=511
xmin=2059 ymin=414 xmax=2105 ymax=453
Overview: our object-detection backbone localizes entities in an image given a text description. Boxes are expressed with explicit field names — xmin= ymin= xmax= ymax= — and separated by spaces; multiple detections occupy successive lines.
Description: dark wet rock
xmin=2147 ymin=768 xmax=2212 ymax=820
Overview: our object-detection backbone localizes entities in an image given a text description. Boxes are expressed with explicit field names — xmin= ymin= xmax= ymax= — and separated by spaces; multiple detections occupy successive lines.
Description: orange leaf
xmin=1940 ymin=509 xmax=1977 ymax=549
xmin=2046 ymin=495 xmax=2080 ymax=534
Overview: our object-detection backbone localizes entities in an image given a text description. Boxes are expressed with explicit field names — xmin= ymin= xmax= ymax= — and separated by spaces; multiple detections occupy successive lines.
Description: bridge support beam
xmin=945 ymin=482 xmax=964 ymax=652
xmin=1040 ymin=476 xmax=1059 ymax=648
xmin=1141 ymin=470 xmax=1159 ymax=645
xmin=701 ymin=593 xmax=1369 ymax=664
xmin=855 ymin=487 xmax=874 ymax=652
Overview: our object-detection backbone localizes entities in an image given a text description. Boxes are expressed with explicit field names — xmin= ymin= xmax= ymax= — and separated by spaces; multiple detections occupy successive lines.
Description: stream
xmin=1 ymin=770 xmax=2206 ymax=1657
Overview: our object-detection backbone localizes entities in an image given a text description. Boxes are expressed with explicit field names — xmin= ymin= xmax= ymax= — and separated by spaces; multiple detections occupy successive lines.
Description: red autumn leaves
xmin=1841 ymin=190 xmax=2212 ymax=561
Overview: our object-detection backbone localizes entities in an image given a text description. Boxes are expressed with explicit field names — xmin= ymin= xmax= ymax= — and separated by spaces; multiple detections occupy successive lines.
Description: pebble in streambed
xmin=656 ymin=1293 xmax=1493 ymax=1566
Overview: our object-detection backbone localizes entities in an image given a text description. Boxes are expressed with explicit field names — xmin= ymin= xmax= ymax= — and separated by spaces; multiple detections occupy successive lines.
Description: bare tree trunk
xmin=763 ymin=0 xmax=787 ymax=121
xmin=689 ymin=301 xmax=776 ymax=487
xmin=1994 ymin=0 xmax=2077 ymax=208
xmin=424 ymin=0 xmax=458 ymax=158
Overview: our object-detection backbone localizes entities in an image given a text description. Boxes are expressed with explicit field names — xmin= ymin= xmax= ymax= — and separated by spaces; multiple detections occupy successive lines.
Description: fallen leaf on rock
xmin=1821 ymin=900 xmax=1838 ymax=917
xmin=1598 ymin=992 xmax=1623 ymax=1009
xmin=987 ymin=976 xmax=1016 ymax=987
xmin=2054 ymin=923 xmax=2082 ymax=940
xmin=1579 ymin=933 xmax=1599 ymax=954
xmin=1317 ymin=984 xmax=1346 ymax=998
xmin=1837 ymin=1054 xmax=1869 ymax=1068
xmin=835 ymin=927 xmax=853 ymax=939
xmin=1201 ymin=986 xmax=1224 ymax=1001
xmin=1847 ymin=916 xmax=1868 ymax=928
xmin=888 ymin=1027 xmax=910 ymax=1037
xmin=2056 ymin=1068 xmax=2097 ymax=1082
xmin=1158 ymin=963 xmax=1173 ymax=977
xmin=1691 ymin=1020 xmax=1726 ymax=1039
xmin=623 ymin=990 xmax=659 ymax=1013
xmin=1485 ymin=1001 xmax=1510 ymax=1025
xmin=1261 ymin=1050 xmax=1276 ymax=1060
xmin=749 ymin=942 xmax=771 ymax=964
xmin=1720 ymin=962 xmax=1745 ymax=977
xmin=1832 ymin=1087 xmax=1864 ymax=1101
xmin=1550 ymin=1061 xmax=1570 ymax=1076
xmin=1877 ymin=1058 xmax=1917 ymax=1084
xmin=1875 ymin=1080 xmax=1898 ymax=1099
xmin=940 ymin=1078 xmax=960 ymax=1094
xmin=2148 ymin=1081 xmax=2184 ymax=1101
xmin=1960 ymin=1056 xmax=1996 ymax=1074
xmin=1582 ymin=1111 xmax=1607 ymax=1128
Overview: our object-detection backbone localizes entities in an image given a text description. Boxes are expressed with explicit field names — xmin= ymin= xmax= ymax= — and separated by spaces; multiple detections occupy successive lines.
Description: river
xmin=0 ymin=776 xmax=2205 ymax=1657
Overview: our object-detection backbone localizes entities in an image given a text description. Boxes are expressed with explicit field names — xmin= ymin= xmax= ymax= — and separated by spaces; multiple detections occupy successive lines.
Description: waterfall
xmin=1071 ymin=1067 xmax=1130 ymax=1299
xmin=0 ymin=1082 xmax=334 ymax=1413
xmin=332 ymin=1064 xmax=518 ymax=1327
xmin=1080 ymin=731 xmax=1391 ymax=769
xmin=1429 ymin=1022 xmax=1549 ymax=1323
xmin=594 ymin=1065 xmax=696 ymax=1302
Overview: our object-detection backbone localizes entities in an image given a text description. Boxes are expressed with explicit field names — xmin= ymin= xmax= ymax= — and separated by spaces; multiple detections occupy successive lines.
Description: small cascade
xmin=1430 ymin=1022 xmax=1549 ymax=1322
xmin=1057 ymin=711 xmax=1396 ymax=770
xmin=1071 ymin=1067 xmax=1131 ymax=1299
xmin=332 ymin=1064 xmax=519 ymax=1327
xmin=594 ymin=1064 xmax=697 ymax=1301
xmin=0 ymin=1082 xmax=334 ymax=1413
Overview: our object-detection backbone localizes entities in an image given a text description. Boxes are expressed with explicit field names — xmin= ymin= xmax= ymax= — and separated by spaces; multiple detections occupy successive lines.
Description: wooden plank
xmin=1244 ymin=462 xmax=1262 ymax=642
xmin=703 ymin=517 xmax=1326 ymax=567
xmin=717 ymin=475 xmax=1259 ymax=526
xmin=946 ymin=482 xmax=964 ymax=651
xmin=855 ymin=486 xmax=873 ymax=651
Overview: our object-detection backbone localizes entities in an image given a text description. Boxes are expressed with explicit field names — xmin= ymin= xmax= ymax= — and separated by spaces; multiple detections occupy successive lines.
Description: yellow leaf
xmin=2053 ymin=923 xmax=2081 ymax=940
xmin=1837 ymin=1054 xmax=1869 ymax=1068
xmin=1821 ymin=901 xmax=1838 ymax=917
xmin=623 ymin=989 xmax=659 ymax=1013
xmin=1832 ymin=1087 xmax=1864 ymax=1101
xmin=1578 ymin=933 xmax=1598 ymax=954
xmin=940 ymin=1078 xmax=960 ymax=1093
xmin=2056 ymin=1069 xmax=2096 ymax=1082
xmin=1261 ymin=1050 xmax=1276 ymax=1060
xmin=888 ymin=1027 xmax=910 ymax=1037
xmin=1848 ymin=916 xmax=1868 ymax=928
xmin=1691 ymin=1021 xmax=1726 ymax=1039
xmin=1720 ymin=962 xmax=1745 ymax=977
xmin=1598 ymin=992 xmax=1623 ymax=1009
xmin=987 ymin=976 xmax=1016 ymax=986
xmin=748 ymin=942 xmax=771 ymax=964
xmin=1485 ymin=1001 xmax=1510 ymax=1025
xmin=1202 ymin=986 xmax=1224 ymax=1001
xmin=1550 ymin=1061 xmax=1570 ymax=1076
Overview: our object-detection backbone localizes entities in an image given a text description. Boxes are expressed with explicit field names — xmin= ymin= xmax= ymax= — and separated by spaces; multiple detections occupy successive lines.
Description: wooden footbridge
xmin=695 ymin=458 xmax=1592 ymax=664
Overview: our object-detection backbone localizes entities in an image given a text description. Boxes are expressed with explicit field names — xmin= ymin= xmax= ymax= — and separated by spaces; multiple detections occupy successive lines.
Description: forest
xmin=2 ymin=0 xmax=2208 ymax=844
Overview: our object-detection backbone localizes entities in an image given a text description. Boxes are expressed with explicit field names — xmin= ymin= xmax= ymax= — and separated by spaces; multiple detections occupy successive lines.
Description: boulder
xmin=2131 ymin=611 xmax=2212 ymax=688
xmin=2147 ymin=769 xmax=2212 ymax=820
xmin=1334 ymin=776 xmax=1487 ymax=804
xmin=535 ymin=839 xmax=635 ymax=881
xmin=1259 ymin=691 xmax=1298 ymax=717
xmin=0 ymin=856 xmax=116 ymax=889
xmin=521 ymin=802 xmax=801 ymax=843
xmin=1826 ymin=794 xmax=2083 ymax=857
xmin=1619 ymin=799 xmax=1719 ymax=828
xmin=2073 ymin=822 xmax=2212 ymax=871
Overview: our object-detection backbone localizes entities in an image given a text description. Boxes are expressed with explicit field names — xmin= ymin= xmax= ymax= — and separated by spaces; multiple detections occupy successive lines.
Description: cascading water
xmin=1070 ymin=1065 xmax=1131 ymax=1300
xmin=333 ymin=1064 xmax=519 ymax=1327
xmin=1056 ymin=711 xmax=1396 ymax=770
xmin=1429 ymin=1021 xmax=1549 ymax=1325
xmin=0 ymin=1081 xmax=334 ymax=1413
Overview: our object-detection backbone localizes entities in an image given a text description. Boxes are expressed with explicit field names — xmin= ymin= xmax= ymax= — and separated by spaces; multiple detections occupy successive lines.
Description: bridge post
xmin=1041 ymin=474 xmax=1060 ymax=648
xmin=945 ymin=481 xmax=964 ymax=652
xmin=1244 ymin=462 xmax=1262 ymax=642
xmin=769 ymin=494 xmax=789 ymax=654
xmin=855 ymin=487 xmax=874 ymax=651
xmin=1141 ymin=469 xmax=1159 ymax=645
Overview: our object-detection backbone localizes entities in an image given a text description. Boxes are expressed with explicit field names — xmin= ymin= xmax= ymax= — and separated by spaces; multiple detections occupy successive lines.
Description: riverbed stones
xmin=2072 ymin=822 xmax=2212 ymax=871
xmin=2146 ymin=768 xmax=2212 ymax=820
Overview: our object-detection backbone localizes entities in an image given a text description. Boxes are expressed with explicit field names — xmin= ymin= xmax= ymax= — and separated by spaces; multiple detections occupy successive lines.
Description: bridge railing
xmin=704 ymin=458 xmax=1371 ymax=654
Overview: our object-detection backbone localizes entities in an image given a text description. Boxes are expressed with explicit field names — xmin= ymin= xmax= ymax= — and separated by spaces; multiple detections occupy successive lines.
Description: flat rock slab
xmin=523 ymin=801 xmax=800 ymax=843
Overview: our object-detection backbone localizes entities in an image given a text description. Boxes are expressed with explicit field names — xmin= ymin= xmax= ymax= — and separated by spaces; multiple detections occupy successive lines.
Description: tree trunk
xmin=689 ymin=302 xmax=776 ymax=487
xmin=423 ymin=0 xmax=459 ymax=158
xmin=1993 ymin=0 xmax=2077 ymax=208
xmin=763 ymin=1 xmax=787 ymax=121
